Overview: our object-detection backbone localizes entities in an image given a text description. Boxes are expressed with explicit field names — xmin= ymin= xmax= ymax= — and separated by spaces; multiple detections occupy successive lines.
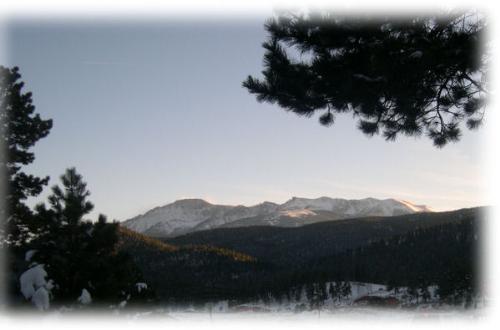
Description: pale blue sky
xmin=4 ymin=18 xmax=487 ymax=221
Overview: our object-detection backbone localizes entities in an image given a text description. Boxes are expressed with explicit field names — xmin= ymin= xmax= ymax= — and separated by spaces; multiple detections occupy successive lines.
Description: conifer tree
xmin=305 ymin=282 xmax=314 ymax=305
xmin=30 ymin=168 xmax=149 ymax=306
xmin=243 ymin=12 xmax=487 ymax=147
xmin=328 ymin=282 xmax=334 ymax=301
xmin=294 ymin=285 xmax=302 ymax=302
xmin=1 ymin=66 xmax=52 ymax=305
xmin=329 ymin=281 xmax=339 ymax=302
xmin=341 ymin=281 xmax=351 ymax=300
xmin=0 ymin=66 xmax=52 ymax=244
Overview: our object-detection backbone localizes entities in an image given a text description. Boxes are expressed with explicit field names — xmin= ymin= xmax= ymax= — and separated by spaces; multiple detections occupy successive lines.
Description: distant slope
xmin=118 ymin=226 xmax=255 ymax=262
xmin=117 ymin=207 xmax=484 ymax=304
xmin=247 ymin=215 xmax=482 ymax=305
xmin=304 ymin=215 xmax=482 ymax=302
xmin=118 ymin=226 xmax=178 ymax=252
xmin=123 ymin=196 xmax=432 ymax=237
xmin=166 ymin=207 xmax=484 ymax=267
xmin=117 ymin=226 xmax=268 ymax=302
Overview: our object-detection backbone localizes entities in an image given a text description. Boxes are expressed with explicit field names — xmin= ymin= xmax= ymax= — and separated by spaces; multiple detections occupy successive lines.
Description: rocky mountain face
xmin=122 ymin=196 xmax=432 ymax=237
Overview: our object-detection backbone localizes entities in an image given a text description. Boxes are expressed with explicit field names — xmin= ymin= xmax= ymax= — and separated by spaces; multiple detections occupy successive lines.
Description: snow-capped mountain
xmin=122 ymin=197 xmax=432 ymax=237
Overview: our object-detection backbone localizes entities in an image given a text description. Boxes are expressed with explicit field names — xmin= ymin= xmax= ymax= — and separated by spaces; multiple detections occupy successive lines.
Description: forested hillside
xmin=117 ymin=227 xmax=271 ymax=304
xmin=118 ymin=207 xmax=484 ymax=306
xmin=166 ymin=208 xmax=484 ymax=267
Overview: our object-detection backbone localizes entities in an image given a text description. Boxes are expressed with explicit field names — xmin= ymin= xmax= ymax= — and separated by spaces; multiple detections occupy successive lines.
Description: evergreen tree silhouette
xmin=1 ymin=66 xmax=52 ymax=305
xmin=30 ymin=168 xmax=150 ymax=306
xmin=0 ymin=66 xmax=52 ymax=244
xmin=243 ymin=12 xmax=487 ymax=147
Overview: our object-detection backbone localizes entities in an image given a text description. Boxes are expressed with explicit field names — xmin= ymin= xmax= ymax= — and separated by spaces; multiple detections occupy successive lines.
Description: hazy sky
xmin=3 ymin=17 xmax=488 ymax=221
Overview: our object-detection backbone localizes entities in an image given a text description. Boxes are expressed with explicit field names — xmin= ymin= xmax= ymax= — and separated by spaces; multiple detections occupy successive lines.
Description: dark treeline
xmin=308 ymin=217 xmax=480 ymax=292
xmin=166 ymin=208 xmax=483 ymax=267
xmin=118 ymin=227 xmax=270 ymax=305
xmin=121 ymin=209 xmax=483 ymax=307
xmin=278 ymin=216 xmax=482 ymax=306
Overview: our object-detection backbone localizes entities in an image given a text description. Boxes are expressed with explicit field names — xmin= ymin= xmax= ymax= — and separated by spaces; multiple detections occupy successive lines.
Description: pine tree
xmin=1 ymin=66 xmax=53 ymax=305
xmin=46 ymin=167 xmax=94 ymax=225
xmin=407 ymin=284 xmax=418 ymax=304
xmin=328 ymin=282 xmax=335 ymax=301
xmin=29 ymin=168 xmax=149 ymax=306
xmin=309 ymin=283 xmax=327 ymax=315
xmin=294 ymin=285 xmax=302 ymax=302
xmin=340 ymin=281 xmax=351 ymax=300
xmin=0 ymin=66 xmax=53 ymax=244
xmin=305 ymin=282 xmax=314 ymax=307
xmin=420 ymin=285 xmax=431 ymax=303
xmin=243 ymin=12 xmax=487 ymax=147
xmin=329 ymin=281 xmax=339 ymax=303
xmin=318 ymin=282 xmax=328 ymax=304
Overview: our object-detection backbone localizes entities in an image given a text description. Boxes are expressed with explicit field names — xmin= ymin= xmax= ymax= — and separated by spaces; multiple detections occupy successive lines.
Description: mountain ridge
xmin=123 ymin=196 xmax=433 ymax=237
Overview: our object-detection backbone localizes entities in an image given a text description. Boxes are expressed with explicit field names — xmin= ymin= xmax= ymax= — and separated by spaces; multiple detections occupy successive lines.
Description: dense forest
xmin=117 ymin=207 xmax=484 ymax=307
xmin=271 ymin=215 xmax=482 ymax=307
xmin=166 ymin=208 xmax=483 ymax=267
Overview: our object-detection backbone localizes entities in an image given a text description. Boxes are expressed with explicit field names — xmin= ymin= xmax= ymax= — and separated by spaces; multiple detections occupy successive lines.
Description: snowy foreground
xmin=157 ymin=307 xmax=487 ymax=323
xmin=8 ymin=282 xmax=487 ymax=323
xmin=8 ymin=304 xmax=487 ymax=325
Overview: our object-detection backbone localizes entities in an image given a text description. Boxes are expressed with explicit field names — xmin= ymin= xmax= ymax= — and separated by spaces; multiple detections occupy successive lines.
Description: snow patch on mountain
xmin=397 ymin=200 xmax=433 ymax=213
xmin=280 ymin=209 xmax=317 ymax=218
xmin=123 ymin=197 xmax=432 ymax=237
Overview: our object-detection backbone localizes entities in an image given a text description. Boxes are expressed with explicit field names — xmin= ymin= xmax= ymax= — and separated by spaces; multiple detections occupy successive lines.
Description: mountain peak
xmin=124 ymin=196 xmax=433 ymax=238
xmin=173 ymin=198 xmax=212 ymax=207
xmin=255 ymin=201 xmax=279 ymax=207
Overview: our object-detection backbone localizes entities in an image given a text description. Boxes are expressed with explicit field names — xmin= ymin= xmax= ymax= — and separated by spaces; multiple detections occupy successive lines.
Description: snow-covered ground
xmin=18 ymin=281 xmax=485 ymax=323
xmin=30 ymin=304 xmax=486 ymax=324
